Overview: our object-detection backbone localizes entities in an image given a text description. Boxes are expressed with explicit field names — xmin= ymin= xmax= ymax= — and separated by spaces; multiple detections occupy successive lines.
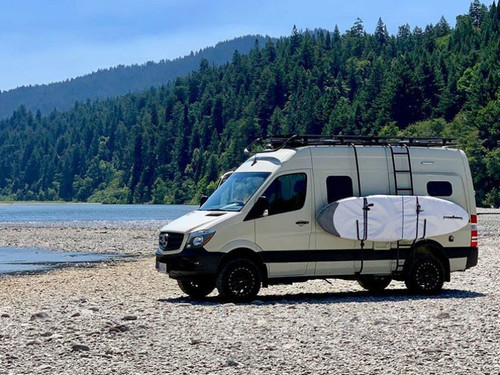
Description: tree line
xmin=0 ymin=0 xmax=499 ymax=206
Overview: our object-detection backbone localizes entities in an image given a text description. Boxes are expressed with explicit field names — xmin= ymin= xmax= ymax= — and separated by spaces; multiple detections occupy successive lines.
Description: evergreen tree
xmin=1 ymin=1 xmax=500 ymax=206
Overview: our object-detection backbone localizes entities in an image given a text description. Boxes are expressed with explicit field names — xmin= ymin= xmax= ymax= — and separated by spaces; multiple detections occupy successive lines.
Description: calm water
xmin=0 ymin=203 xmax=196 ymax=274
xmin=0 ymin=203 xmax=196 ymax=228
xmin=0 ymin=247 xmax=128 ymax=274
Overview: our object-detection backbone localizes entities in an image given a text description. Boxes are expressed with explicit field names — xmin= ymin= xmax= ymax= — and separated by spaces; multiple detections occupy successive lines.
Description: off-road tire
xmin=357 ymin=275 xmax=392 ymax=292
xmin=177 ymin=278 xmax=215 ymax=298
xmin=405 ymin=255 xmax=445 ymax=294
xmin=216 ymin=258 xmax=261 ymax=302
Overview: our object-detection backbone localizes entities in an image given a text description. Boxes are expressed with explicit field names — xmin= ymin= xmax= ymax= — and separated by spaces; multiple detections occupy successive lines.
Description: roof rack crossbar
xmin=256 ymin=134 xmax=457 ymax=151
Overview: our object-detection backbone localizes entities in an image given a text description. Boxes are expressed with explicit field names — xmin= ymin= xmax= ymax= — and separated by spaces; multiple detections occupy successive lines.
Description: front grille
xmin=159 ymin=232 xmax=184 ymax=251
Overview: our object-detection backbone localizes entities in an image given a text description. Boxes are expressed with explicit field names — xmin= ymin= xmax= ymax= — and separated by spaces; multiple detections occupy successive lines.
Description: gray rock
xmin=436 ymin=312 xmax=450 ymax=319
xmin=226 ymin=359 xmax=239 ymax=367
xmin=30 ymin=312 xmax=49 ymax=321
xmin=37 ymin=364 xmax=52 ymax=371
xmin=108 ymin=324 xmax=129 ymax=333
xmin=122 ymin=315 xmax=137 ymax=321
xmin=71 ymin=344 xmax=90 ymax=352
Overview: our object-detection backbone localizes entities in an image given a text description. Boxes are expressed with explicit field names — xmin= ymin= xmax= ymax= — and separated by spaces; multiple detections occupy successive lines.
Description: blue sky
xmin=0 ymin=0 xmax=491 ymax=91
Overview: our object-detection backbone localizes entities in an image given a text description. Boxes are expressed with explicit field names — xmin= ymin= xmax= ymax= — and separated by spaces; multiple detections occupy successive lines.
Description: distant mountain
xmin=0 ymin=35 xmax=273 ymax=118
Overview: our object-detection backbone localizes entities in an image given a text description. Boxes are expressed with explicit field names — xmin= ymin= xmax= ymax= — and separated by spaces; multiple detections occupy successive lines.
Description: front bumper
xmin=155 ymin=247 xmax=224 ymax=279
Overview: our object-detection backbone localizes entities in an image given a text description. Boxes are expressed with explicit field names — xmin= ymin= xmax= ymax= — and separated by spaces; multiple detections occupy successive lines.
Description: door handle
xmin=295 ymin=220 xmax=310 ymax=225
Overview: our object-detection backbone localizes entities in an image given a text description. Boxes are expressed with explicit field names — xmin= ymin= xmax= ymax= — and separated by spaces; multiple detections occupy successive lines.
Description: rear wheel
xmin=177 ymin=277 xmax=215 ymax=298
xmin=216 ymin=258 xmax=261 ymax=302
xmin=357 ymin=275 xmax=392 ymax=292
xmin=405 ymin=255 xmax=445 ymax=294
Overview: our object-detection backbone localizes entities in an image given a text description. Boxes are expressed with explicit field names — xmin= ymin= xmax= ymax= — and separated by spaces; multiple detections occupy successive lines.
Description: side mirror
xmin=200 ymin=196 xmax=208 ymax=207
xmin=244 ymin=196 xmax=269 ymax=221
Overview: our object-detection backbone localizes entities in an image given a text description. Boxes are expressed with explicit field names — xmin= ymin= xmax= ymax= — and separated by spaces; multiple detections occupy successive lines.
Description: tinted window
xmin=427 ymin=181 xmax=453 ymax=196
xmin=327 ymin=176 xmax=354 ymax=203
xmin=263 ymin=173 xmax=307 ymax=215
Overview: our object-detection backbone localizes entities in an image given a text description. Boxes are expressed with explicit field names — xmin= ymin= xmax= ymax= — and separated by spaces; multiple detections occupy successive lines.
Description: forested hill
xmin=1 ymin=1 xmax=500 ymax=206
xmin=0 ymin=35 xmax=271 ymax=119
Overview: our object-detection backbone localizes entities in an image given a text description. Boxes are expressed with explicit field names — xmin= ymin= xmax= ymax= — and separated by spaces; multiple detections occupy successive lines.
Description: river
xmin=0 ymin=203 xmax=196 ymax=274
xmin=0 ymin=203 xmax=196 ymax=228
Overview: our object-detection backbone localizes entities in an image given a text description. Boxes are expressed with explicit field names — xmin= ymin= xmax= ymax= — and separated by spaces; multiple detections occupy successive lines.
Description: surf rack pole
xmin=413 ymin=197 xmax=427 ymax=242
xmin=350 ymin=143 xmax=362 ymax=197
xmin=356 ymin=198 xmax=374 ymax=275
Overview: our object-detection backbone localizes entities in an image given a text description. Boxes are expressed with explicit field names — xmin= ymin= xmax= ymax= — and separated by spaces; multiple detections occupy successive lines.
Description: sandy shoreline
xmin=0 ymin=215 xmax=499 ymax=374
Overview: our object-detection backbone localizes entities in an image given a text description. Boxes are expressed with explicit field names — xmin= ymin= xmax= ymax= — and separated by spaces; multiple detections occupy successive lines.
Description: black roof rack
xmin=244 ymin=134 xmax=457 ymax=155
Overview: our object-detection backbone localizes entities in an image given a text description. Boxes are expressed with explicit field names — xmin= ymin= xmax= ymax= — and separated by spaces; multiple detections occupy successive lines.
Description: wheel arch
xmin=218 ymin=248 xmax=268 ymax=286
xmin=406 ymin=240 xmax=450 ymax=282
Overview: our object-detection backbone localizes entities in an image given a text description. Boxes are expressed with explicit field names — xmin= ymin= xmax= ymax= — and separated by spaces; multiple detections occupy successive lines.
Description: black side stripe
xmin=260 ymin=247 xmax=475 ymax=263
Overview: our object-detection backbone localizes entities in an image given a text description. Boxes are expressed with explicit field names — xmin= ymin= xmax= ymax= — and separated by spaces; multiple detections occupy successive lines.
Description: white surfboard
xmin=317 ymin=195 xmax=469 ymax=242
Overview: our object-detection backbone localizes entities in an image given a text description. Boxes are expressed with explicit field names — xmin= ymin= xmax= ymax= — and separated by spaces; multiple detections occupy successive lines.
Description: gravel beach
xmin=0 ymin=213 xmax=499 ymax=375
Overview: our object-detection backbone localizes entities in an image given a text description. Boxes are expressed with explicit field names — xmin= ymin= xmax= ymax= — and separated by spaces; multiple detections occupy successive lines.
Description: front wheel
xmin=405 ymin=255 xmax=445 ymax=294
xmin=357 ymin=275 xmax=392 ymax=292
xmin=177 ymin=278 xmax=215 ymax=298
xmin=216 ymin=258 xmax=261 ymax=302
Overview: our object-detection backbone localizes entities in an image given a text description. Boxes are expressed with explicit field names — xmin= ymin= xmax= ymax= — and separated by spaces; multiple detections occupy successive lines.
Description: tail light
xmin=470 ymin=214 xmax=478 ymax=247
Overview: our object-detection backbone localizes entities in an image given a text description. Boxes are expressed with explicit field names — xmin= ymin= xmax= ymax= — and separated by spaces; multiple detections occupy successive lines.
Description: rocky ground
xmin=0 ymin=212 xmax=499 ymax=374
xmin=0 ymin=226 xmax=158 ymax=256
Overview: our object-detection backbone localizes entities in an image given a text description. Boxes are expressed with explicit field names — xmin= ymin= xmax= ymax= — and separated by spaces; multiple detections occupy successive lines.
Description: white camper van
xmin=156 ymin=135 xmax=478 ymax=302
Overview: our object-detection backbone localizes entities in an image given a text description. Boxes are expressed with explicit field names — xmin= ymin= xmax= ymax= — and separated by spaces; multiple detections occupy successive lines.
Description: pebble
xmin=108 ymin=324 xmax=129 ymax=333
xmin=226 ymin=359 xmax=239 ymax=367
xmin=30 ymin=312 xmax=49 ymax=321
xmin=1 ymin=217 xmax=500 ymax=374
xmin=437 ymin=312 xmax=451 ymax=319
xmin=71 ymin=344 xmax=90 ymax=352
xmin=122 ymin=315 xmax=137 ymax=321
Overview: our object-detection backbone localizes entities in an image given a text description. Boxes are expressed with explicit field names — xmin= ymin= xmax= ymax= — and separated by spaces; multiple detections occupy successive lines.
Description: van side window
xmin=263 ymin=173 xmax=307 ymax=215
xmin=427 ymin=181 xmax=453 ymax=196
xmin=327 ymin=176 xmax=353 ymax=203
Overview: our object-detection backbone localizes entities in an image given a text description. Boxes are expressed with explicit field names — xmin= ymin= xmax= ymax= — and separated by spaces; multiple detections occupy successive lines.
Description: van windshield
xmin=200 ymin=172 xmax=271 ymax=212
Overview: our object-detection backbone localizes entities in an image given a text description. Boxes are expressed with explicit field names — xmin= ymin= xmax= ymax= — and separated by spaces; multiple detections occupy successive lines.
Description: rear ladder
xmin=390 ymin=145 xmax=414 ymax=196
xmin=390 ymin=145 xmax=414 ymax=273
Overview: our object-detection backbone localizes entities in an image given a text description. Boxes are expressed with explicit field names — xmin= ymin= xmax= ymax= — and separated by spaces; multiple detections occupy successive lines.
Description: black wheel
xmin=405 ymin=255 xmax=445 ymax=294
xmin=177 ymin=277 xmax=215 ymax=298
xmin=357 ymin=275 xmax=392 ymax=292
xmin=216 ymin=258 xmax=261 ymax=302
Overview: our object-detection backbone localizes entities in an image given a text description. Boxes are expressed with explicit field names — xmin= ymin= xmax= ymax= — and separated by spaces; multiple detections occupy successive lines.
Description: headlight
xmin=186 ymin=230 xmax=215 ymax=248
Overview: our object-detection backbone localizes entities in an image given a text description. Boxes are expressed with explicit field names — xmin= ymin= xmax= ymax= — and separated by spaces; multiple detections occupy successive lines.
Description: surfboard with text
xmin=316 ymin=195 xmax=469 ymax=242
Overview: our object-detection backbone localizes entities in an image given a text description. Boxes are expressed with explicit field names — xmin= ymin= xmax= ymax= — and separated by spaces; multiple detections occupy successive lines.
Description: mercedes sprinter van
xmin=156 ymin=135 xmax=478 ymax=301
